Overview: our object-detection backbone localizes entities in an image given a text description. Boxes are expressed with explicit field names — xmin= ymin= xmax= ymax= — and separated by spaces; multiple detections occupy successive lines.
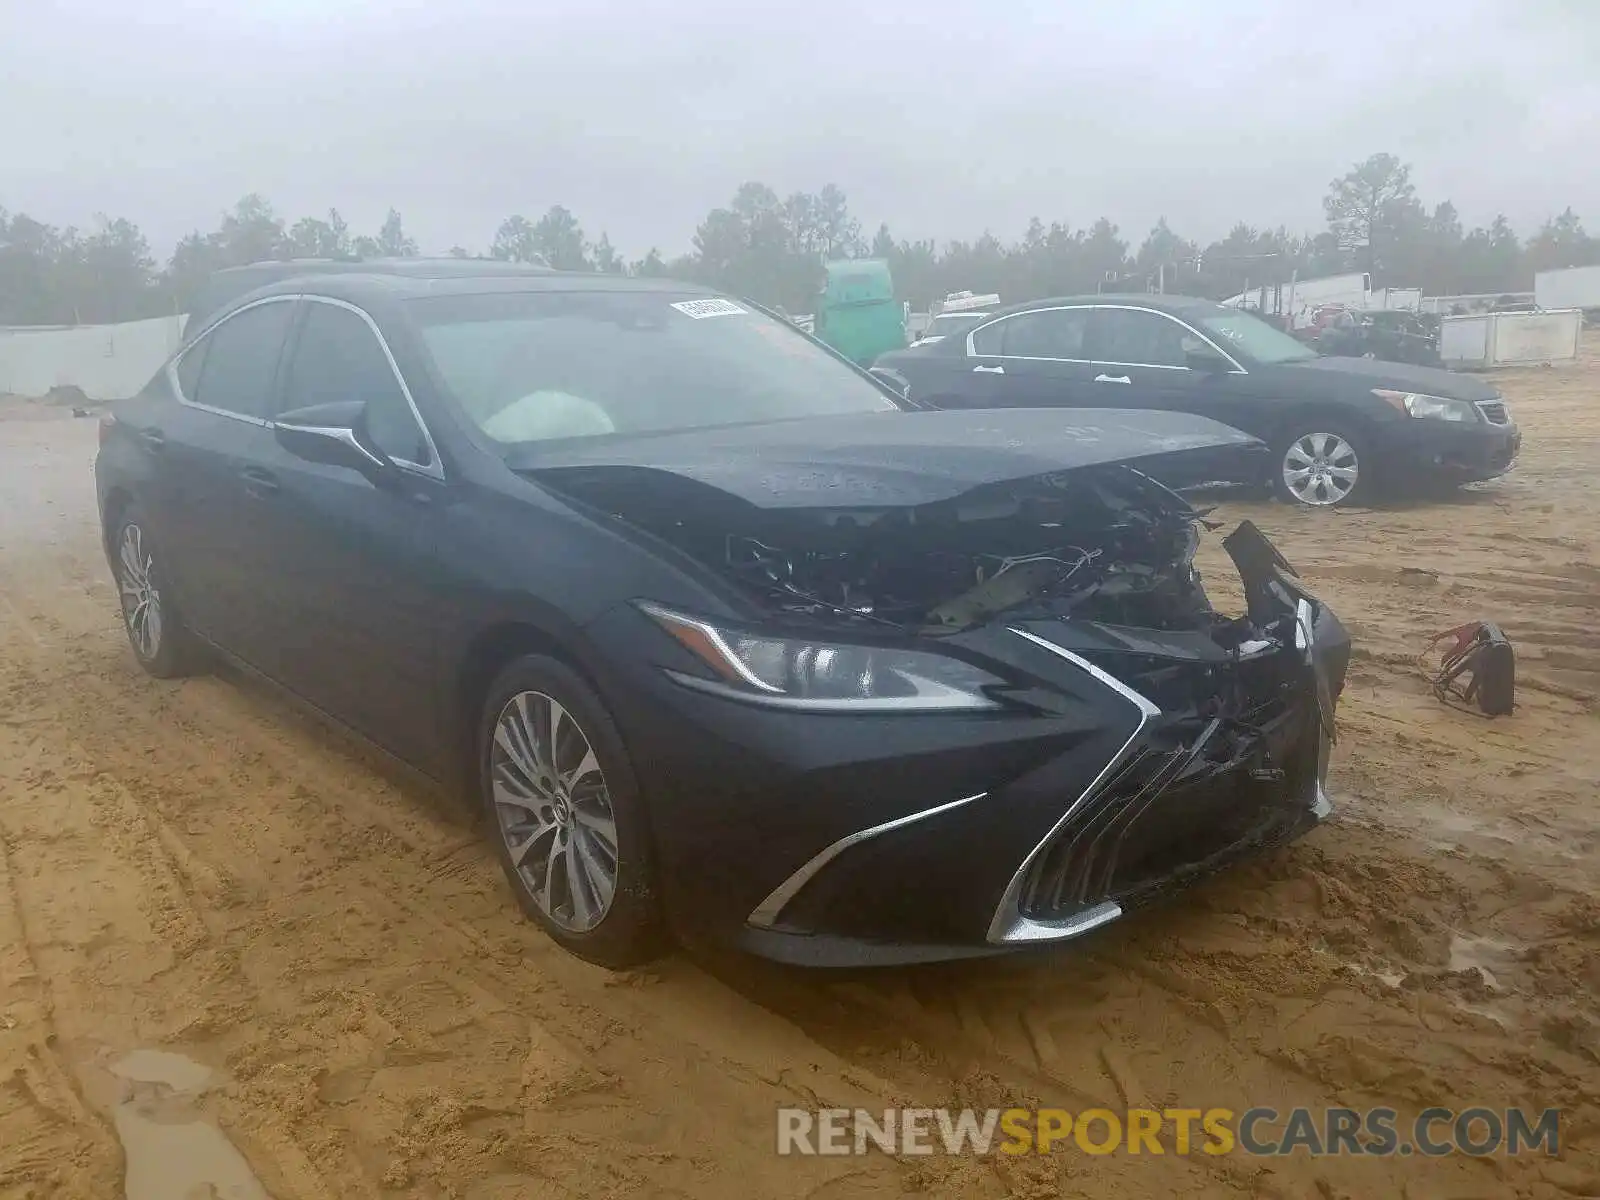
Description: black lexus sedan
xmin=96 ymin=266 xmax=1350 ymax=968
xmin=872 ymin=295 xmax=1521 ymax=507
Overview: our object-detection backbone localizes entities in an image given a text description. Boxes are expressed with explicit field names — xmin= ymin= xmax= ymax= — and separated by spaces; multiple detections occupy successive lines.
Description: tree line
xmin=2 ymin=153 xmax=1596 ymax=327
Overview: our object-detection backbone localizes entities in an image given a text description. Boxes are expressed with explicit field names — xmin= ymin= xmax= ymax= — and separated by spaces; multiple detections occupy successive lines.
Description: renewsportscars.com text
xmin=776 ymin=1106 xmax=1561 ymax=1158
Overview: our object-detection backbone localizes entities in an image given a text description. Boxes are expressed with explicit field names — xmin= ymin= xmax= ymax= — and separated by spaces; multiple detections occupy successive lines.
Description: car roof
xmin=188 ymin=259 xmax=717 ymax=330
xmin=222 ymin=256 xmax=559 ymax=278
xmin=980 ymin=293 xmax=1233 ymax=321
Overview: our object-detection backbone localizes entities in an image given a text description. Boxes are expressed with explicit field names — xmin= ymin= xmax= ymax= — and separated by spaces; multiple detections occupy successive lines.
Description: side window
xmin=284 ymin=301 xmax=432 ymax=466
xmin=174 ymin=337 xmax=208 ymax=400
xmin=970 ymin=317 xmax=1007 ymax=357
xmin=1087 ymin=309 xmax=1191 ymax=368
xmin=971 ymin=309 xmax=1091 ymax=359
xmin=191 ymin=301 xmax=295 ymax=419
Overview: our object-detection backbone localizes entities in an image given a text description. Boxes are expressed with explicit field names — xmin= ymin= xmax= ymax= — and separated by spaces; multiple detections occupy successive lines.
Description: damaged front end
xmin=531 ymin=443 xmax=1348 ymax=954
xmin=539 ymin=459 xmax=1234 ymax=637
xmin=989 ymin=519 xmax=1349 ymax=943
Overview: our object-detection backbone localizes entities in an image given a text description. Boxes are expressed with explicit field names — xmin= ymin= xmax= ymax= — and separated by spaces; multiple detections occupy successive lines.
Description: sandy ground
xmin=1 ymin=343 xmax=1597 ymax=1199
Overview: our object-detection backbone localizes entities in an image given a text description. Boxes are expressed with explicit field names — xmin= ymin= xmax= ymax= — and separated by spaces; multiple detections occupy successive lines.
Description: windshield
xmin=1197 ymin=306 xmax=1318 ymax=365
xmin=408 ymin=291 xmax=897 ymax=447
xmin=923 ymin=312 xmax=988 ymax=339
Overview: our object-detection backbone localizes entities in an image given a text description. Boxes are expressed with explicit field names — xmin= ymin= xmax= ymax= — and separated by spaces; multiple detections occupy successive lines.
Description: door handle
xmin=1094 ymin=374 xmax=1132 ymax=384
xmin=139 ymin=427 xmax=166 ymax=452
xmin=240 ymin=466 xmax=280 ymax=498
xmin=972 ymin=364 xmax=1005 ymax=374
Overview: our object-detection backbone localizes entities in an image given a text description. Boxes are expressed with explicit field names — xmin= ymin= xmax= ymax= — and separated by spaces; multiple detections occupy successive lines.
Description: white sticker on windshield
xmin=671 ymin=298 xmax=748 ymax=319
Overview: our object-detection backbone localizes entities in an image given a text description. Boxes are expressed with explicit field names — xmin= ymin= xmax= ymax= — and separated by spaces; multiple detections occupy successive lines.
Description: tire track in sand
xmin=0 ymin=570 xmax=934 ymax=1198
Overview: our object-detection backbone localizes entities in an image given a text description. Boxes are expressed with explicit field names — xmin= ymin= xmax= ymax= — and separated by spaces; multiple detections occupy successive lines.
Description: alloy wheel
xmin=489 ymin=690 xmax=619 ymax=932
xmin=1282 ymin=433 xmax=1359 ymax=506
xmin=117 ymin=523 xmax=163 ymax=660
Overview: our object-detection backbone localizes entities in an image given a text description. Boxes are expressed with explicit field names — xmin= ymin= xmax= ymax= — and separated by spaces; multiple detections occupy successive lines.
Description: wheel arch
xmin=100 ymin=485 xmax=135 ymax=563
xmin=449 ymin=619 xmax=607 ymax=801
xmin=1266 ymin=400 xmax=1382 ymax=450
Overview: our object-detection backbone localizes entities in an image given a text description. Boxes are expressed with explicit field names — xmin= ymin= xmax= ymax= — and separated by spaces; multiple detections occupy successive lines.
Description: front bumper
xmin=1378 ymin=413 xmax=1522 ymax=483
xmin=590 ymin=525 xmax=1349 ymax=967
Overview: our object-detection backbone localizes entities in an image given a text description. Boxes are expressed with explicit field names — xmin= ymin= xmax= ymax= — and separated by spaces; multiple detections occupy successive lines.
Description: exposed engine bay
xmin=535 ymin=455 xmax=1348 ymax=774
xmin=543 ymin=462 xmax=1221 ymax=634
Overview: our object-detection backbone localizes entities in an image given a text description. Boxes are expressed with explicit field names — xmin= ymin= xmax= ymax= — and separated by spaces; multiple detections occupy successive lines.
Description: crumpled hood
xmin=1281 ymin=355 xmax=1502 ymax=401
xmin=512 ymin=407 xmax=1264 ymax=509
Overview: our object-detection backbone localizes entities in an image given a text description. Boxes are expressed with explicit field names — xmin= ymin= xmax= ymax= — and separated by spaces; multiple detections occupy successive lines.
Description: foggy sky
xmin=4 ymin=0 xmax=1596 ymax=259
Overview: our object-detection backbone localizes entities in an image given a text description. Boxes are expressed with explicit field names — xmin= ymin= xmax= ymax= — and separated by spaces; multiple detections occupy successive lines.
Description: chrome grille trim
xmin=747 ymin=791 xmax=988 ymax=929
xmin=988 ymin=629 xmax=1159 ymax=944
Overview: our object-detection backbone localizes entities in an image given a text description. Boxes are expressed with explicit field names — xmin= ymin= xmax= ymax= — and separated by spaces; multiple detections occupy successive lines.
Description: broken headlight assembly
xmin=1372 ymin=389 xmax=1476 ymax=423
xmin=638 ymin=602 xmax=1005 ymax=712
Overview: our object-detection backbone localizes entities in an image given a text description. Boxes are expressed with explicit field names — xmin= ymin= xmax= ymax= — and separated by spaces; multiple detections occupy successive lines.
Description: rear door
xmin=972 ymin=306 xmax=1099 ymax=408
xmin=252 ymin=296 xmax=448 ymax=763
xmin=150 ymin=297 xmax=297 ymax=665
xmin=930 ymin=306 xmax=1098 ymax=410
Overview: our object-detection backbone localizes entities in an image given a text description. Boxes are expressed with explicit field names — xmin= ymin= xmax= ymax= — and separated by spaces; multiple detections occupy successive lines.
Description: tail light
xmin=98 ymin=411 xmax=117 ymax=447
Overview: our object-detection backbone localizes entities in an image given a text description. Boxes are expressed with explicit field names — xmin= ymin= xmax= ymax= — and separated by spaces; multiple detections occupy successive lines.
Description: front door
xmin=253 ymin=297 xmax=450 ymax=765
xmin=1081 ymin=306 xmax=1259 ymax=433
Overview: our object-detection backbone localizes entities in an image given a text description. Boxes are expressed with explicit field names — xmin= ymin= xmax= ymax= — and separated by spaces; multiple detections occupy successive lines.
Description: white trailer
xmin=1534 ymin=266 xmax=1600 ymax=313
xmin=1368 ymin=287 xmax=1422 ymax=311
xmin=1224 ymin=273 xmax=1371 ymax=331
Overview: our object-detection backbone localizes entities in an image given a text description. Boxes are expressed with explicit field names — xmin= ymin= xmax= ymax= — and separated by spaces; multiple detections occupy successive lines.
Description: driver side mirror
xmin=274 ymin=400 xmax=392 ymax=476
xmin=1184 ymin=342 xmax=1232 ymax=373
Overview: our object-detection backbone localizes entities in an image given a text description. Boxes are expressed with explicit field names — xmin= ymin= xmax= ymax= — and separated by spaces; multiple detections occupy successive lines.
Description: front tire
xmin=479 ymin=655 xmax=663 ymax=968
xmin=112 ymin=505 xmax=202 ymax=678
xmin=1272 ymin=425 xmax=1370 ymax=508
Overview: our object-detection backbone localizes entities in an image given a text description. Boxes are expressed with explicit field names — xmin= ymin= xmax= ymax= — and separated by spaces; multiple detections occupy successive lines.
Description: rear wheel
xmin=1273 ymin=426 xmax=1369 ymax=508
xmin=112 ymin=505 xmax=202 ymax=677
xmin=479 ymin=654 xmax=663 ymax=968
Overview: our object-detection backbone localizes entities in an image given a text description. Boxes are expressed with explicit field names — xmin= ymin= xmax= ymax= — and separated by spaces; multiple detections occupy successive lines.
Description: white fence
xmin=1439 ymin=309 xmax=1584 ymax=369
xmin=0 ymin=314 xmax=188 ymax=401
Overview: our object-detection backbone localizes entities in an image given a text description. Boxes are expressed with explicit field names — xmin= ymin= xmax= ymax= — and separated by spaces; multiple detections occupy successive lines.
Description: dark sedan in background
xmin=97 ymin=263 xmax=1349 ymax=968
xmin=1314 ymin=308 xmax=1443 ymax=367
xmin=873 ymin=295 xmax=1520 ymax=507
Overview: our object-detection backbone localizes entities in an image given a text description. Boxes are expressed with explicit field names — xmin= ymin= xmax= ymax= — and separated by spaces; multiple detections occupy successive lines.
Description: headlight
xmin=638 ymin=602 xmax=1005 ymax=712
xmin=1373 ymin=389 xmax=1476 ymax=422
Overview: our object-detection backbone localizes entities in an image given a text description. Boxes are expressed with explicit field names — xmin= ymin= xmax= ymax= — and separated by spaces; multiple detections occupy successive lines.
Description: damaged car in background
xmin=95 ymin=268 xmax=1351 ymax=968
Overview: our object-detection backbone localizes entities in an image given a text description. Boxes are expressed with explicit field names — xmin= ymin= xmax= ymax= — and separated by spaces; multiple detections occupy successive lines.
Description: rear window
xmin=407 ymin=291 xmax=896 ymax=447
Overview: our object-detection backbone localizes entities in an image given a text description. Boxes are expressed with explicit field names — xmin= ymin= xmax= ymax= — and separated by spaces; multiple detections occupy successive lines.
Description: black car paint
xmin=511 ymin=406 xmax=1268 ymax=507
xmin=97 ymin=273 xmax=1346 ymax=966
xmin=185 ymin=257 xmax=558 ymax=331
xmin=100 ymin=278 xmax=714 ymax=778
xmin=875 ymin=295 xmax=1521 ymax=490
